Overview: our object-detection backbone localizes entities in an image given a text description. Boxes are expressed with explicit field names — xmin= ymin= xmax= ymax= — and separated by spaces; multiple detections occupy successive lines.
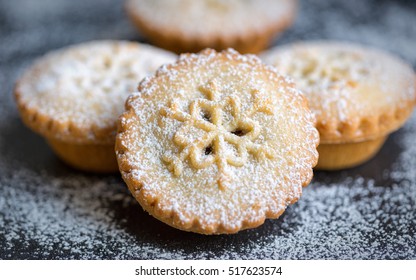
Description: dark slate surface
xmin=0 ymin=0 xmax=415 ymax=259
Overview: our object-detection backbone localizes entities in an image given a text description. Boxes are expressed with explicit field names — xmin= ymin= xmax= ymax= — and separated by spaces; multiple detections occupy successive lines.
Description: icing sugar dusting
xmin=1 ymin=113 xmax=415 ymax=259
xmin=117 ymin=49 xmax=319 ymax=234
xmin=126 ymin=0 xmax=295 ymax=37
xmin=261 ymin=41 xmax=415 ymax=125
xmin=16 ymin=41 xmax=176 ymax=141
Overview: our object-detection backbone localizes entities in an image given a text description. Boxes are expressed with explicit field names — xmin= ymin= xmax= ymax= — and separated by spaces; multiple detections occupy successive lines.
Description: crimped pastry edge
xmin=317 ymin=96 xmax=416 ymax=144
xmin=14 ymin=87 xmax=117 ymax=145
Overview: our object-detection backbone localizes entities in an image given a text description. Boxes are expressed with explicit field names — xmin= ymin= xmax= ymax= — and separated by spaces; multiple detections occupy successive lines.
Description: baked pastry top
xmin=15 ymin=40 xmax=176 ymax=144
xmin=116 ymin=49 xmax=319 ymax=234
xmin=125 ymin=0 xmax=297 ymax=53
xmin=127 ymin=0 xmax=295 ymax=35
xmin=261 ymin=41 xmax=416 ymax=143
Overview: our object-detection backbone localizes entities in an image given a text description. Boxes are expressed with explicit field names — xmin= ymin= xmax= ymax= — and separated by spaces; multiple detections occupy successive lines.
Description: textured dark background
xmin=0 ymin=0 xmax=415 ymax=259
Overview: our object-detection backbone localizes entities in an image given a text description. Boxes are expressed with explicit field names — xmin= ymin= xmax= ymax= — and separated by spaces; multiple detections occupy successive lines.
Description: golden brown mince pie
xmin=116 ymin=49 xmax=319 ymax=234
xmin=15 ymin=40 xmax=176 ymax=172
xmin=261 ymin=41 xmax=416 ymax=170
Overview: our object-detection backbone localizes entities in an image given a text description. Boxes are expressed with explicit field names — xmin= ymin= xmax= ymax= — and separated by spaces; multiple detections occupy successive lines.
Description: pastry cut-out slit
xmin=201 ymin=110 xmax=212 ymax=122
xmin=231 ymin=128 xmax=247 ymax=137
xmin=204 ymin=145 xmax=213 ymax=155
xmin=160 ymin=80 xmax=276 ymax=190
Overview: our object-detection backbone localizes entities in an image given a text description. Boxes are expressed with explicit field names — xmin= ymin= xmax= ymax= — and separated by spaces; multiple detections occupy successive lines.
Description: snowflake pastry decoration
xmin=160 ymin=80 xmax=275 ymax=189
xmin=288 ymin=51 xmax=369 ymax=90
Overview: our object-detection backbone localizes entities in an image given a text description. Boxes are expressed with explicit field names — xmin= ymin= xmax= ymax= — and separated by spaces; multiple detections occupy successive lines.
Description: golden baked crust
xmin=15 ymin=40 xmax=176 ymax=145
xmin=125 ymin=0 xmax=297 ymax=54
xmin=116 ymin=49 xmax=319 ymax=234
xmin=261 ymin=41 xmax=416 ymax=144
xmin=316 ymin=136 xmax=387 ymax=170
xmin=47 ymin=139 xmax=119 ymax=173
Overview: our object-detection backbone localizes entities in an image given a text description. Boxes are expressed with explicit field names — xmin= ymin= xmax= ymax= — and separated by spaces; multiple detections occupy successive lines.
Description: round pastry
xmin=15 ymin=40 xmax=176 ymax=173
xmin=115 ymin=49 xmax=319 ymax=234
xmin=261 ymin=41 xmax=416 ymax=170
xmin=125 ymin=0 xmax=297 ymax=54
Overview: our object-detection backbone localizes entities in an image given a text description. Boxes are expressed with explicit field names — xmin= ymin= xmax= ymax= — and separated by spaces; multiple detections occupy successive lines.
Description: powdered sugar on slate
xmin=1 ymin=114 xmax=415 ymax=259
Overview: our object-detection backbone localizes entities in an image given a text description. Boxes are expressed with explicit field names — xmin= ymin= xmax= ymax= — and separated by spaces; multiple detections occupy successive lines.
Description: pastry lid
xmin=261 ymin=41 xmax=416 ymax=144
xmin=116 ymin=49 xmax=319 ymax=234
xmin=15 ymin=40 xmax=176 ymax=144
